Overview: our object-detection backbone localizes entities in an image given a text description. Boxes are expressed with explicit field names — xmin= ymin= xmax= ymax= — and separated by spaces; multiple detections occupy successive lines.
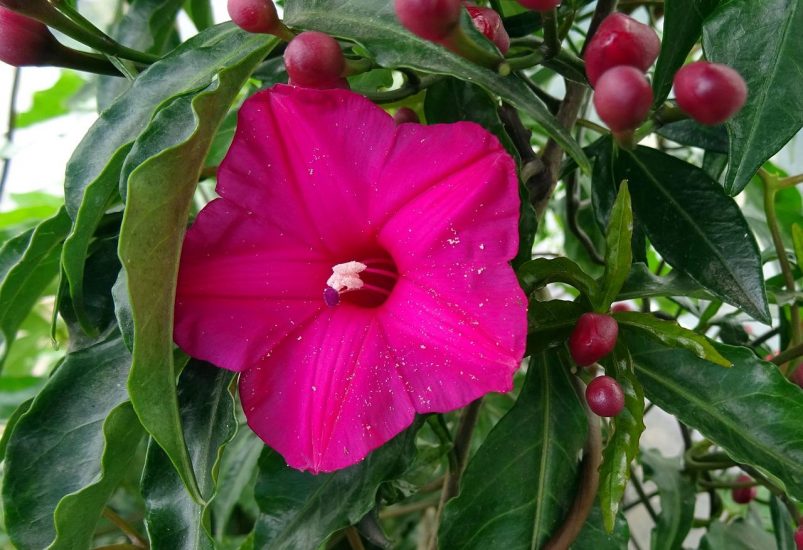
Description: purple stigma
xmin=323 ymin=286 xmax=340 ymax=307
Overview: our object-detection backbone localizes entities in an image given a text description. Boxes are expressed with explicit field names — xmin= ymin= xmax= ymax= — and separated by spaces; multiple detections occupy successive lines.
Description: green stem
xmin=53 ymin=47 xmax=124 ymax=76
xmin=361 ymin=74 xmax=442 ymax=103
xmin=541 ymin=9 xmax=561 ymax=59
xmin=777 ymin=173 xmax=803 ymax=189
xmin=771 ymin=341 xmax=803 ymax=366
xmin=102 ymin=508 xmax=148 ymax=548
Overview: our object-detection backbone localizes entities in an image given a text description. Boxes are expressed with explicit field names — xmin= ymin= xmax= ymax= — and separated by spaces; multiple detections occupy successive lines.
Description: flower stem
xmin=777 ymin=173 xmax=803 ymax=189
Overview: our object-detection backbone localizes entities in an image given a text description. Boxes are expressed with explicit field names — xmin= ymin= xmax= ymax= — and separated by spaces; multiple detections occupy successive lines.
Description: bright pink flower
xmin=175 ymin=85 xmax=526 ymax=473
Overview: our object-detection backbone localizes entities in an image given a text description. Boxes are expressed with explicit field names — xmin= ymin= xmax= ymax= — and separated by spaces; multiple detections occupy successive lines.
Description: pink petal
xmin=239 ymin=307 xmax=416 ymax=473
xmin=175 ymin=198 xmax=329 ymax=372
xmin=374 ymin=121 xmax=520 ymax=270
xmin=378 ymin=273 xmax=526 ymax=413
xmin=216 ymin=85 xmax=397 ymax=255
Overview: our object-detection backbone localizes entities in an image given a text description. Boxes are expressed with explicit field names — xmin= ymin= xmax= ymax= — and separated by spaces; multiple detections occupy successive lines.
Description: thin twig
xmin=750 ymin=326 xmax=781 ymax=348
xmin=345 ymin=526 xmax=366 ymax=550
xmin=0 ymin=67 xmax=20 ymax=202
xmin=629 ymin=467 xmax=659 ymax=524
xmin=102 ymin=508 xmax=148 ymax=549
xmin=566 ymin=171 xmax=605 ymax=265
xmin=771 ymin=341 xmax=803 ymax=366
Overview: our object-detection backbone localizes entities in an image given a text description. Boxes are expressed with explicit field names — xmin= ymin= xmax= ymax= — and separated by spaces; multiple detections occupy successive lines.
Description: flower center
xmin=323 ymin=251 xmax=398 ymax=308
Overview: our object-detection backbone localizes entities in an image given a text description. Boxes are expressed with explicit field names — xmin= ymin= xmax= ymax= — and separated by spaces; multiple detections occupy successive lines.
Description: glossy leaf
xmin=253 ymin=425 xmax=419 ymax=549
xmin=527 ymin=299 xmax=585 ymax=354
xmin=0 ymin=208 xmax=70 ymax=369
xmin=614 ymin=311 xmax=731 ymax=367
xmin=596 ymin=182 xmax=633 ymax=312
xmin=142 ymin=363 xmax=236 ymax=550
xmin=598 ymin=346 xmax=644 ymax=532
xmin=283 ymin=0 xmax=590 ymax=172
xmin=571 ymin=506 xmax=630 ymax=550
xmin=640 ymin=449 xmax=695 ymax=550
xmin=703 ymin=0 xmax=803 ymax=194
xmin=699 ymin=519 xmax=776 ymax=550
xmin=61 ymin=25 xmax=271 ymax=329
xmin=652 ymin=0 xmax=720 ymax=105
xmin=118 ymin=32 xmax=276 ymax=504
xmin=617 ymin=264 xmax=711 ymax=301
xmin=2 ymin=333 xmax=143 ymax=550
xmin=517 ymin=257 xmax=599 ymax=298
xmin=770 ymin=495 xmax=796 ymax=550
xmin=656 ymin=119 xmax=728 ymax=154
xmin=0 ymin=397 xmax=33 ymax=460
xmin=211 ymin=426 xmax=264 ymax=538
xmin=98 ymin=0 xmax=188 ymax=109
xmin=625 ymin=330 xmax=803 ymax=499
xmin=615 ymin=146 xmax=769 ymax=322
xmin=440 ymin=350 xmax=587 ymax=548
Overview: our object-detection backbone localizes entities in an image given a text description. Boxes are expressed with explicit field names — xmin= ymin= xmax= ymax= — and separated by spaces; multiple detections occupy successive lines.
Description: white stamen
xmin=326 ymin=261 xmax=367 ymax=293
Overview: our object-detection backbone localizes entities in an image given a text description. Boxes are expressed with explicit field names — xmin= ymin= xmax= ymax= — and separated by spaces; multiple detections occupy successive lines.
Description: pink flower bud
xmin=0 ymin=6 xmax=57 ymax=67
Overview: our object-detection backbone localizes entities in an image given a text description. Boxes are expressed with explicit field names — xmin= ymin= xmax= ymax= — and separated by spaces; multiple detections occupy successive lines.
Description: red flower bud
xmin=569 ymin=312 xmax=618 ymax=366
xmin=731 ymin=474 xmax=757 ymax=504
xmin=464 ymin=3 xmax=509 ymax=54
xmin=227 ymin=0 xmax=281 ymax=35
xmin=393 ymin=107 xmax=420 ymax=124
xmin=515 ymin=0 xmax=561 ymax=11
xmin=593 ymin=66 xmax=653 ymax=133
xmin=585 ymin=375 xmax=625 ymax=417
xmin=0 ymin=6 xmax=57 ymax=67
xmin=584 ymin=12 xmax=660 ymax=87
xmin=395 ymin=0 xmax=462 ymax=41
xmin=284 ymin=31 xmax=346 ymax=90
xmin=673 ymin=61 xmax=747 ymax=125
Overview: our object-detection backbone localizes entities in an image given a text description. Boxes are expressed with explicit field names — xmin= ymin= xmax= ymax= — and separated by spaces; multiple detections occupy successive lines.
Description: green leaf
xmin=98 ymin=0 xmax=188 ymax=109
xmin=770 ymin=495 xmax=796 ymax=550
xmin=699 ymin=519 xmax=776 ymax=550
xmin=703 ymin=0 xmax=803 ymax=195
xmin=640 ymin=449 xmax=695 ymax=550
xmin=283 ymin=0 xmax=590 ymax=173
xmin=596 ymin=181 xmax=633 ymax=311
xmin=617 ymin=263 xmax=711 ymax=301
xmin=0 ymin=376 xmax=43 ymax=419
xmin=598 ymin=346 xmax=644 ymax=532
xmin=212 ymin=427 xmax=264 ymax=538
xmin=15 ymin=72 xmax=85 ymax=128
xmin=527 ymin=299 xmax=585 ymax=354
xmin=0 ymin=208 xmax=70 ymax=369
xmin=61 ymin=25 xmax=271 ymax=330
xmin=625 ymin=330 xmax=803 ymax=500
xmin=118 ymin=30 xmax=276 ymax=504
xmin=571 ymin=506 xmax=630 ymax=550
xmin=0 ymin=397 xmax=33 ymax=460
xmin=142 ymin=363 xmax=236 ymax=549
xmin=652 ymin=0 xmax=720 ymax=105
xmin=517 ymin=257 xmax=599 ymax=298
xmin=184 ymin=0 xmax=215 ymax=31
xmin=615 ymin=146 xmax=769 ymax=322
xmin=253 ymin=425 xmax=419 ymax=549
xmin=614 ymin=311 xmax=731 ymax=367
xmin=792 ymin=223 xmax=803 ymax=268
xmin=2 ymin=333 xmax=143 ymax=550
xmin=656 ymin=119 xmax=728 ymax=154
xmin=440 ymin=350 xmax=588 ymax=548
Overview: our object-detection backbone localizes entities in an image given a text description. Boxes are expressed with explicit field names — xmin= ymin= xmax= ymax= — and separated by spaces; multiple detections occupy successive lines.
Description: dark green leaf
xmin=656 ymin=119 xmax=729 ymax=154
xmin=617 ymin=264 xmax=711 ymax=301
xmin=596 ymin=182 xmax=633 ymax=311
xmin=598 ymin=346 xmax=644 ymax=531
xmin=0 ymin=376 xmax=43 ymax=419
xmin=0 ymin=397 xmax=33 ymax=460
xmin=640 ymin=449 xmax=695 ymax=550
xmin=118 ymin=31 xmax=277 ymax=504
xmin=2 ymin=333 xmax=143 ymax=550
xmin=615 ymin=312 xmax=731 ymax=367
xmin=770 ymin=495 xmax=796 ymax=550
xmin=615 ymin=146 xmax=769 ymax=322
xmin=142 ymin=363 xmax=236 ymax=550
xmin=652 ymin=0 xmax=720 ymax=105
xmin=211 ymin=427 xmax=264 ymax=538
xmin=571 ymin=506 xmax=630 ymax=550
xmin=61 ymin=25 xmax=271 ymax=329
xmin=284 ymin=0 xmax=590 ymax=172
xmin=15 ymin=72 xmax=85 ymax=128
xmin=440 ymin=350 xmax=587 ymax=548
xmin=527 ymin=299 xmax=584 ymax=354
xmin=699 ymin=519 xmax=776 ymax=550
xmin=254 ymin=425 xmax=419 ymax=549
xmin=517 ymin=257 xmax=599 ymax=298
xmin=703 ymin=0 xmax=803 ymax=194
xmin=0 ymin=208 xmax=70 ymax=369
xmin=98 ymin=0 xmax=188 ymax=109
xmin=625 ymin=330 xmax=803 ymax=499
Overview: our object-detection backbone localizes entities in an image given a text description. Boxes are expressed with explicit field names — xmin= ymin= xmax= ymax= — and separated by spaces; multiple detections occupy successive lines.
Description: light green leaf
xmin=596 ymin=181 xmax=633 ymax=312
xmin=614 ymin=311 xmax=731 ymax=367
xmin=699 ymin=519 xmax=776 ymax=550
xmin=212 ymin=427 xmax=264 ymax=538
xmin=598 ymin=346 xmax=645 ymax=532
xmin=770 ymin=495 xmax=796 ymax=550
xmin=517 ymin=257 xmax=599 ymax=298
xmin=15 ymin=72 xmax=85 ymax=128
